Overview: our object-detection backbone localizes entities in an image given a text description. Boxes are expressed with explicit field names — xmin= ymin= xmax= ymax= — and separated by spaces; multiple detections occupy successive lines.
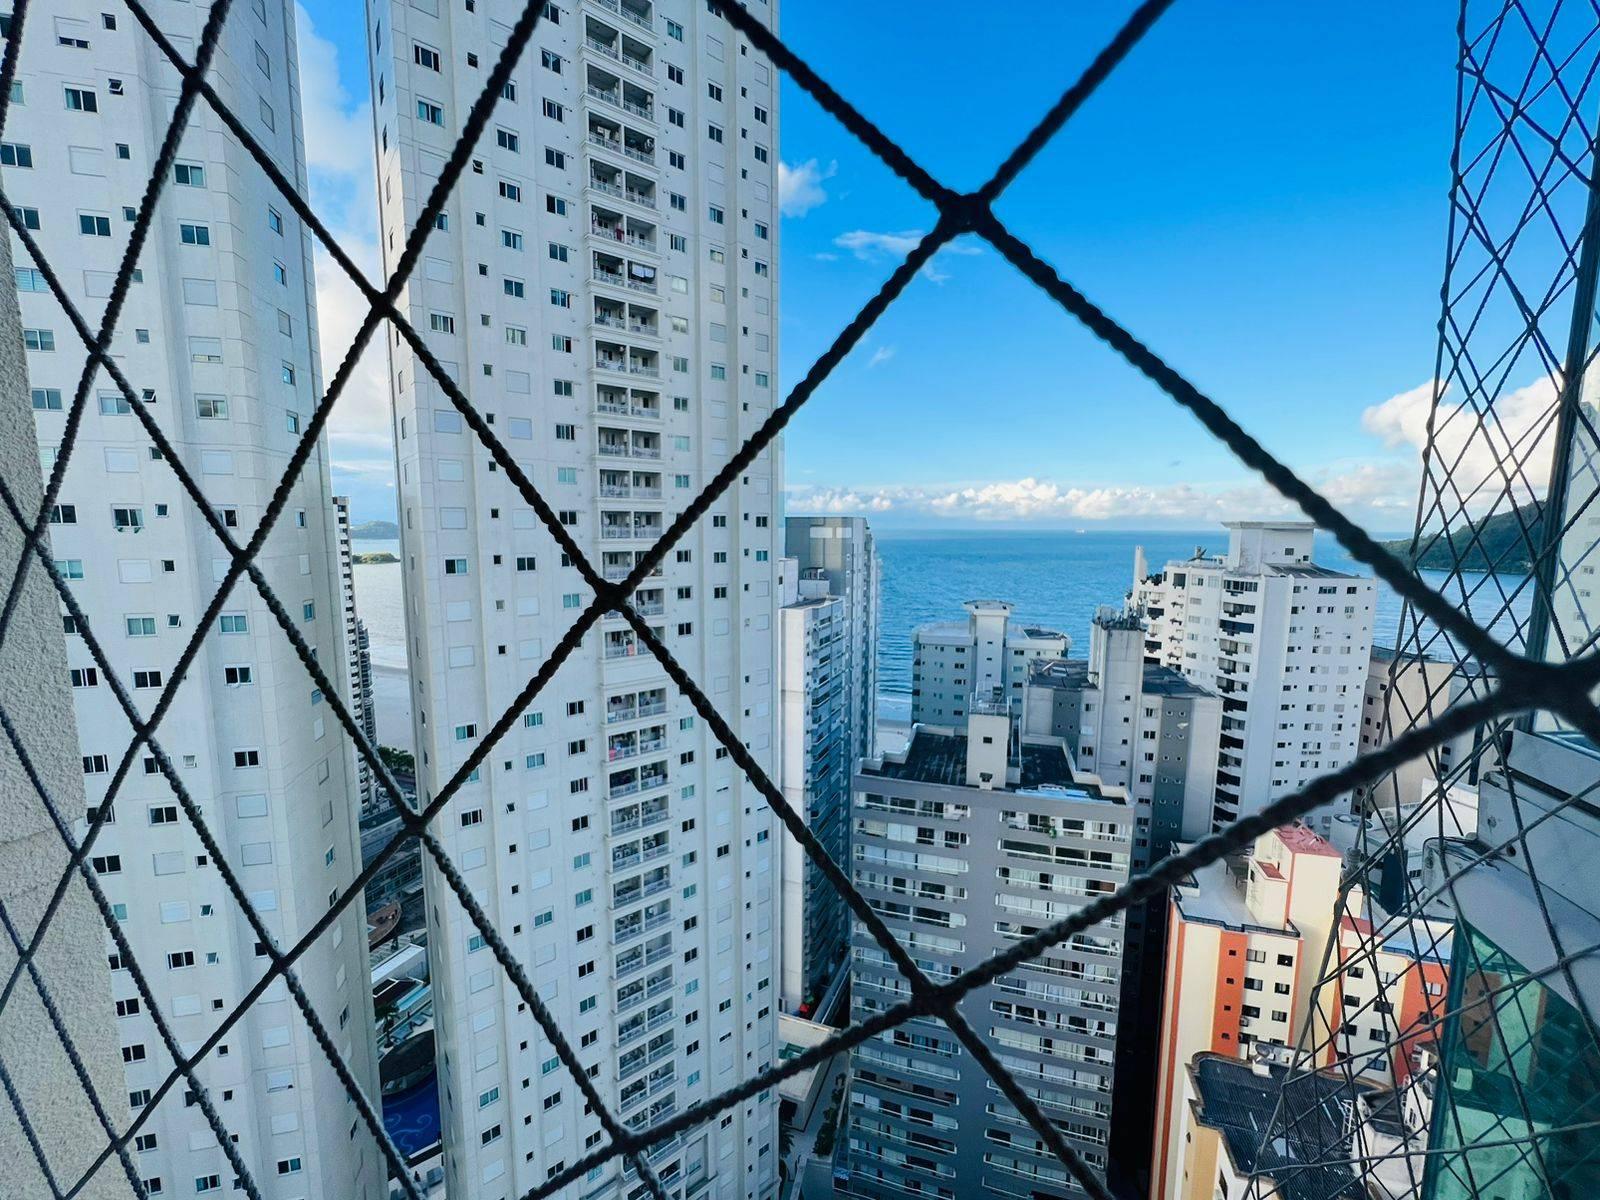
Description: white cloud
xmin=332 ymin=458 xmax=400 ymax=478
xmin=294 ymin=4 xmax=374 ymax=233
xmin=294 ymin=4 xmax=393 ymax=477
xmin=867 ymin=346 xmax=896 ymax=369
xmin=1360 ymin=375 xmax=1558 ymax=514
xmin=785 ymin=478 xmax=1302 ymax=524
xmin=780 ymin=373 xmax=1563 ymax=528
xmin=778 ymin=158 xmax=836 ymax=217
xmin=783 ymin=460 xmax=1425 ymax=529
xmin=835 ymin=229 xmax=925 ymax=258
xmin=833 ymin=228 xmax=981 ymax=283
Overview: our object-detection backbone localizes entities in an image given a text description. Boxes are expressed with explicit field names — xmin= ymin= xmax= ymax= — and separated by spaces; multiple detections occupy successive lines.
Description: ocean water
xmin=350 ymin=529 xmax=1533 ymax=731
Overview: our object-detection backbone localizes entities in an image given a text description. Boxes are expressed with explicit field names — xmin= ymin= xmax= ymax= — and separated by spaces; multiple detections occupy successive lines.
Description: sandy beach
xmin=370 ymin=662 xmax=414 ymax=756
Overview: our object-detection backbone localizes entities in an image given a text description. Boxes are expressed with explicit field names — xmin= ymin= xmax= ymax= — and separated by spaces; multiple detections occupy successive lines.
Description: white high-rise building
xmin=776 ymin=560 xmax=846 ymax=1013
xmin=911 ymin=600 xmax=1067 ymax=726
xmin=1133 ymin=521 xmax=1376 ymax=827
xmin=369 ymin=0 xmax=783 ymax=1196
xmin=334 ymin=495 xmax=379 ymax=809
xmin=783 ymin=516 xmax=879 ymax=763
xmin=10 ymin=4 xmax=381 ymax=1196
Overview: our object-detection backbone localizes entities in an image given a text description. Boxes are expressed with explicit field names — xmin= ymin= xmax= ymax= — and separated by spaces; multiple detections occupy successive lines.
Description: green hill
xmin=350 ymin=519 xmax=399 ymax=540
xmin=1380 ymin=505 xmax=1543 ymax=573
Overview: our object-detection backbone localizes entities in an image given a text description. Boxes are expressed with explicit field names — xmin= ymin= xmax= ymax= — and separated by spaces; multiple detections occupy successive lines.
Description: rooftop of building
xmin=863 ymin=724 xmax=1118 ymax=800
xmin=774 ymin=1014 xmax=834 ymax=1108
xmin=1090 ymin=603 xmax=1144 ymax=632
xmin=1275 ymin=823 xmax=1343 ymax=858
xmin=1174 ymin=826 xmax=1334 ymax=932
xmin=1268 ymin=562 xmax=1363 ymax=579
xmin=1027 ymin=656 xmax=1215 ymax=699
xmin=781 ymin=596 xmax=836 ymax=611
xmin=1189 ymin=1053 xmax=1376 ymax=1200
xmin=1150 ymin=545 xmax=1367 ymax=583
xmin=1338 ymin=909 xmax=1454 ymax=966
xmin=866 ymin=728 xmax=1064 ymax=790
xmin=1370 ymin=643 xmax=1448 ymax=665
xmin=913 ymin=615 xmax=1068 ymax=645
xmin=1174 ymin=852 xmax=1291 ymax=934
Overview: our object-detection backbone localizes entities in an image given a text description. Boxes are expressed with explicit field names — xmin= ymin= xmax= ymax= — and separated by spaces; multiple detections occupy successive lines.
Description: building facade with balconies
xmin=8 ymin=3 xmax=382 ymax=1195
xmin=910 ymin=600 xmax=1067 ymax=727
xmin=335 ymin=495 xmax=380 ymax=810
xmin=1022 ymin=606 xmax=1222 ymax=1179
xmin=369 ymin=0 xmax=782 ymax=1197
xmin=845 ymin=699 xmax=1131 ymax=1200
xmin=1132 ymin=521 xmax=1376 ymax=829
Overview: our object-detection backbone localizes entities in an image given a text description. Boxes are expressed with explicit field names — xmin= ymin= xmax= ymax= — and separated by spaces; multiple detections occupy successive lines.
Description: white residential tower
xmin=911 ymin=599 xmax=1067 ymax=726
xmin=11 ymin=3 xmax=381 ymax=1196
xmin=1134 ymin=522 xmax=1376 ymax=828
xmin=368 ymin=0 xmax=783 ymax=1197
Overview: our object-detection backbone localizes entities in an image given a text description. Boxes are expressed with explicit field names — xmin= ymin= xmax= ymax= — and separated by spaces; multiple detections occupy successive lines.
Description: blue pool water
xmin=383 ymin=1073 xmax=441 ymax=1160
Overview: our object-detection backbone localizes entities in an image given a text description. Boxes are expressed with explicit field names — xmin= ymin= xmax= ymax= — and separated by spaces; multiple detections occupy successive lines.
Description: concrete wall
xmin=0 ymin=226 xmax=128 ymax=1200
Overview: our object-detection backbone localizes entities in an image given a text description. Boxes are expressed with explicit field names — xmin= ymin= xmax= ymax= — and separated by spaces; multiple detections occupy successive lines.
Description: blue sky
xmin=298 ymin=1 xmax=1514 ymax=532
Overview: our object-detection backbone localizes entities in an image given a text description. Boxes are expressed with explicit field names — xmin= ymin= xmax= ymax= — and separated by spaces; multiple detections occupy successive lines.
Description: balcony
xmin=607 ymin=697 xmax=668 ymax=724
xmin=608 ymin=802 xmax=669 ymax=839
xmin=591 ymin=0 xmax=653 ymax=35
xmin=596 ymin=439 xmax=661 ymax=462
xmin=614 ymin=943 xmax=672 ymax=987
xmin=611 ymin=839 xmax=670 ymax=871
xmin=592 ymin=220 xmax=657 ymax=251
xmin=596 ymin=397 xmax=663 ymax=419
xmin=608 ymin=733 xmax=666 ymax=760
xmin=612 ymin=872 xmax=672 ymax=910
xmin=586 ymin=33 xmax=622 ymax=63
xmin=614 ymin=909 xmax=673 ymax=947
xmin=596 ymin=352 xmax=660 ymax=379
xmin=585 ymin=65 xmax=656 ymax=124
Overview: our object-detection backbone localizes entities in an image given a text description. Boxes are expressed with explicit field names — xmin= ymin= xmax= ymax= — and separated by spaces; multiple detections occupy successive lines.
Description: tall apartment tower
xmin=776 ymin=561 xmax=847 ymax=1013
xmin=783 ymin=515 xmax=879 ymax=762
xmin=334 ymin=495 xmax=379 ymax=808
xmin=1023 ymin=606 xmax=1221 ymax=1176
xmin=1024 ymin=607 xmax=1221 ymax=859
xmin=1149 ymin=825 xmax=1343 ymax=1200
xmin=1133 ymin=522 xmax=1376 ymax=828
xmin=9 ymin=3 xmax=381 ymax=1196
xmin=368 ymin=1 xmax=784 ymax=1197
xmin=910 ymin=599 xmax=1067 ymax=725
xmin=848 ymin=701 xmax=1131 ymax=1199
